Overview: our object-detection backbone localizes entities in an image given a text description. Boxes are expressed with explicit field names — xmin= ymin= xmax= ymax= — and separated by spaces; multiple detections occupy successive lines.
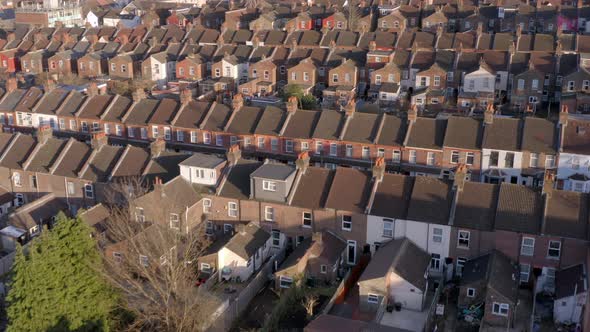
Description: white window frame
xmin=203 ymin=198 xmax=211 ymax=213
xmin=520 ymin=263 xmax=530 ymax=283
xmin=382 ymin=219 xmax=393 ymax=238
xmin=548 ymin=240 xmax=561 ymax=259
xmin=169 ymin=213 xmax=180 ymax=230
xmin=279 ymin=276 xmax=293 ymax=288
xmin=139 ymin=255 xmax=149 ymax=267
xmin=432 ymin=227 xmax=443 ymax=243
xmin=467 ymin=288 xmax=475 ymax=297
xmin=264 ymin=206 xmax=274 ymax=222
xmin=367 ymin=293 xmax=380 ymax=304
xmin=521 ymin=237 xmax=535 ymax=256
xmin=262 ymin=180 xmax=277 ymax=192
xmin=341 ymin=215 xmax=352 ymax=231
xmin=457 ymin=230 xmax=470 ymax=249
xmin=492 ymin=302 xmax=509 ymax=316
xmin=84 ymin=183 xmax=94 ymax=199
xmin=228 ymin=202 xmax=238 ymax=217
xmin=320 ymin=265 xmax=327 ymax=274
xmin=302 ymin=212 xmax=312 ymax=228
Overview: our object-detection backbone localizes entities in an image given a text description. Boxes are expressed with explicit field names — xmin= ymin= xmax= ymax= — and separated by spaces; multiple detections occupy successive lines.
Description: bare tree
xmin=100 ymin=177 xmax=219 ymax=332
xmin=347 ymin=0 xmax=361 ymax=32
xmin=302 ymin=293 xmax=319 ymax=318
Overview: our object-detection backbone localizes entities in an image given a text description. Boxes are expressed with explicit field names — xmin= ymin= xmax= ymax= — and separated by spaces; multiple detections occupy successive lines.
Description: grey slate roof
xmin=179 ymin=153 xmax=225 ymax=169
xmin=250 ymin=163 xmax=295 ymax=181
xmin=224 ymin=222 xmax=270 ymax=260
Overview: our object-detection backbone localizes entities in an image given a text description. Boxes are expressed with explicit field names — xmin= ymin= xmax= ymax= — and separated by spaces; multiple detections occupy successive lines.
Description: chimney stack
xmin=133 ymin=88 xmax=146 ymax=102
xmin=407 ymin=104 xmax=418 ymax=122
xmin=312 ymin=232 xmax=323 ymax=244
xmin=227 ymin=144 xmax=242 ymax=165
xmin=91 ymin=132 xmax=108 ymax=150
xmin=180 ymin=88 xmax=193 ymax=105
xmin=344 ymin=98 xmax=356 ymax=117
xmin=35 ymin=125 xmax=53 ymax=144
xmin=87 ymin=82 xmax=99 ymax=97
xmin=286 ymin=96 xmax=298 ymax=113
xmin=153 ymin=176 xmax=163 ymax=191
xmin=6 ymin=77 xmax=17 ymax=92
xmin=44 ymin=79 xmax=56 ymax=92
xmin=484 ymin=104 xmax=494 ymax=125
xmin=542 ymin=170 xmax=555 ymax=197
xmin=150 ymin=137 xmax=166 ymax=156
xmin=296 ymin=151 xmax=310 ymax=174
xmin=232 ymin=93 xmax=244 ymax=111
xmin=369 ymin=40 xmax=376 ymax=52
xmin=559 ymin=104 xmax=569 ymax=127
xmin=372 ymin=157 xmax=386 ymax=182
xmin=453 ymin=164 xmax=468 ymax=192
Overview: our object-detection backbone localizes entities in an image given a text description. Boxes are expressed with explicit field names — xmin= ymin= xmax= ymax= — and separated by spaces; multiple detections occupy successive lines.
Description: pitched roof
xmin=224 ymin=222 xmax=270 ymax=260
xmin=225 ymin=106 xmax=264 ymax=135
xmin=79 ymin=145 xmax=123 ymax=182
xmin=461 ymin=251 xmax=519 ymax=303
xmin=51 ymin=139 xmax=92 ymax=178
xmin=521 ymin=117 xmax=557 ymax=154
xmin=290 ymin=167 xmax=334 ymax=210
xmin=544 ymin=190 xmax=589 ymax=240
xmin=179 ymin=153 xmax=225 ymax=169
xmin=324 ymin=168 xmax=371 ymax=214
xmin=281 ymin=110 xmax=321 ymax=139
xmin=359 ymin=237 xmax=430 ymax=292
xmin=201 ymin=102 xmax=232 ymax=132
xmin=482 ymin=118 xmax=521 ymax=151
xmin=407 ymin=177 xmax=452 ymax=224
xmin=443 ymin=117 xmax=482 ymax=150
xmin=406 ymin=118 xmax=446 ymax=150
xmin=219 ymin=159 xmax=262 ymax=200
xmin=376 ymin=114 xmax=406 ymax=146
xmin=555 ymin=264 xmax=587 ymax=300
xmin=124 ymin=99 xmax=159 ymax=125
xmin=494 ymin=183 xmax=542 ymax=234
xmin=342 ymin=112 xmax=381 ymax=144
xmin=371 ymin=174 xmax=413 ymax=219
xmin=312 ymin=110 xmax=344 ymax=140
xmin=250 ymin=163 xmax=295 ymax=181
xmin=454 ymin=182 xmax=499 ymax=231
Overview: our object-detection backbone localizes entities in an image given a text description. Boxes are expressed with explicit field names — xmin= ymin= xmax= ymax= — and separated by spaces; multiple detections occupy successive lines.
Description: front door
xmin=347 ymin=240 xmax=356 ymax=265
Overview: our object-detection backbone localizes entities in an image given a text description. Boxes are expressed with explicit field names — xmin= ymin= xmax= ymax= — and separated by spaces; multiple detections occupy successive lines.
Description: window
xmin=135 ymin=207 xmax=145 ymax=223
xmin=262 ymin=180 xmax=277 ymax=192
xmin=152 ymin=126 xmax=158 ymax=138
xmin=301 ymin=141 xmax=309 ymax=151
xmin=383 ymin=219 xmax=393 ymax=238
xmin=342 ymin=215 xmax=352 ymax=231
xmin=285 ymin=140 xmax=293 ymax=153
xmin=517 ymin=79 xmax=525 ymax=90
xmin=257 ymin=137 xmax=265 ymax=149
xmin=467 ymin=288 xmax=475 ymax=297
xmin=223 ymin=224 xmax=233 ymax=234
xmin=320 ymin=265 xmax=327 ymax=274
xmin=432 ymin=228 xmax=443 ymax=243
xmin=548 ymin=240 xmax=561 ymax=259
xmin=169 ymin=213 xmax=180 ymax=230
xmin=393 ymin=150 xmax=401 ymax=162
xmin=203 ymin=198 xmax=211 ymax=213
xmin=409 ymin=150 xmax=417 ymax=164
xmin=177 ymin=130 xmax=184 ymax=142
xmin=279 ymin=276 xmax=293 ymax=288
xmin=59 ymin=118 xmax=65 ymax=130
xmin=164 ymin=127 xmax=171 ymax=140
xmin=115 ymin=125 xmax=122 ymax=136
xmin=200 ymin=263 xmax=211 ymax=273
xmin=12 ymin=172 xmax=21 ymax=187
xmin=271 ymin=138 xmax=278 ymax=151
xmin=345 ymin=144 xmax=353 ymax=157
xmin=139 ymin=255 xmax=149 ymax=267
xmin=572 ymin=157 xmax=580 ymax=170
xmin=377 ymin=148 xmax=385 ymax=158
xmin=30 ymin=175 xmax=37 ymax=189
xmin=315 ymin=141 xmax=323 ymax=154
xmin=521 ymin=237 xmax=535 ymax=256
xmin=216 ymin=135 xmax=223 ymax=146
xmin=330 ymin=143 xmax=338 ymax=156
xmin=430 ymin=253 xmax=441 ymax=270
xmin=456 ymin=257 xmax=466 ymax=276
xmin=272 ymin=230 xmax=281 ymax=247
xmin=545 ymin=155 xmax=555 ymax=168
xmin=433 ymin=76 xmax=440 ymax=87
xmin=15 ymin=193 xmax=24 ymax=207
xmin=451 ymin=151 xmax=459 ymax=164
xmin=457 ymin=230 xmax=470 ymax=248
xmin=427 ymin=152 xmax=435 ymax=166
xmin=367 ymin=294 xmax=380 ymax=304
xmin=532 ymin=79 xmax=539 ymax=90
xmin=228 ymin=202 xmax=238 ymax=217
xmin=302 ymin=212 xmax=312 ymax=228
xmin=81 ymin=121 xmax=89 ymax=132
xmin=84 ymin=184 xmax=94 ymax=199
xmin=65 ymin=181 xmax=75 ymax=195
xmin=190 ymin=131 xmax=197 ymax=143
xmin=492 ymin=303 xmax=509 ymax=316
xmin=489 ymin=151 xmax=499 ymax=167
xmin=362 ymin=147 xmax=370 ymax=159
xmin=504 ymin=152 xmax=514 ymax=168
xmin=264 ymin=206 xmax=274 ymax=221
xmin=332 ymin=74 xmax=338 ymax=83
xmin=113 ymin=252 xmax=122 ymax=263
xmin=520 ymin=264 xmax=530 ymax=283
xmin=530 ymin=153 xmax=539 ymax=168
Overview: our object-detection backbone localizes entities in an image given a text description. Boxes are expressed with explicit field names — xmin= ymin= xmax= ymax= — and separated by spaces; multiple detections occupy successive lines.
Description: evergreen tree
xmin=6 ymin=213 xmax=118 ymax=332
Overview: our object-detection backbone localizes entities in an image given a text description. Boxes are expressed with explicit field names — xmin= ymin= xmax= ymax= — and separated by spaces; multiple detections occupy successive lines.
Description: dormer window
xmin=262 ymin=180 xmax=277 ymax=192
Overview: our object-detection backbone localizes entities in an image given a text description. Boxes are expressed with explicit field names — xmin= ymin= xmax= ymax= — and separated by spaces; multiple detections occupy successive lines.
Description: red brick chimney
xmin=6 ymin=77 xmax=17 ymax=92
xmin=232 ymin=93 xmax=244 ymax=111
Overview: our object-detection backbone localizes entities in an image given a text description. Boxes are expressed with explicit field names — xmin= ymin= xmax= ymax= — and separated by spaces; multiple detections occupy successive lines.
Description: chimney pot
xmin=133 ymin=88 xmax=146 ymax=102
xmin=227 ymin=144 xmax=242 ymax=165
xmin=372 ymin=157 xmax=386 ymax=181
xmin=559 ymin=104 xmax=569 ymax=126
xmin=35 ymin=125 xmax=53 ymax=144
xmin=232 ymin=93 xmax=244 ymax=111
xmin=91 ymin=132 xmax=108 ymax=150
xmin=542 ymin=170 xmax=555 ymax=197
xmin=180 ymin=88 xmax=193 ymax=105
xmin=453 ymin=164 xmax=468 ymax=192
xmin=296 ymin=151 xmax=310 ymax=173
xmin=6 ymin=77 xmax=17 ymax=92
xmin=484 ymin=104 xmax=495 ymax=125
xmin=287 ymin=96 xmax=298 ymax=113
xmin=408 ymin=104 xmax=418 ymax=122
xmin=150 ymin=137 xmax=166 ymax=156
xmin=87 ymin=82 xmax=99 ymax=97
